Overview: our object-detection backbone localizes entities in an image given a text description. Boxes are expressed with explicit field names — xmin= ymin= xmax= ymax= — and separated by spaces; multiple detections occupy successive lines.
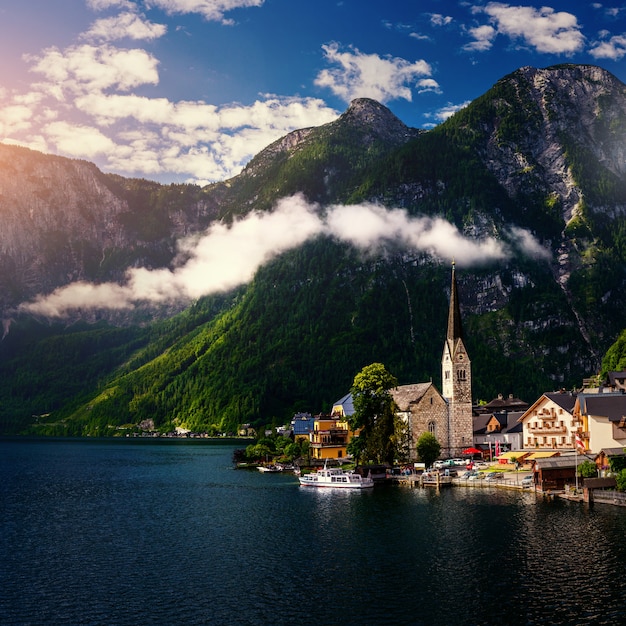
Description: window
xmin=428 ymin=421 xmax=436 ymax=436
xmin=457 ymin=369 xmax=466 ymax=381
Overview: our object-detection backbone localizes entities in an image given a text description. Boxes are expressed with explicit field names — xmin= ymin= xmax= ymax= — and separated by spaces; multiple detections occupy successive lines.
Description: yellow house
xmin=310 ymin=416 xmax=357 ymax=460
xmin=573 ymin=392 xmax=626 ymax=453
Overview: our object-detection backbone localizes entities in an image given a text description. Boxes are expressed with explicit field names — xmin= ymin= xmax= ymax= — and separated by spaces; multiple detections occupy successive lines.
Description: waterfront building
xmin=473 ymin=410 xmax=525 ymax=457
xmin=572 ymin=392 xmax=626 ymax=452
xmin=309 ymin=415 xmax=352 ymax=460
xmin=518 ymin=392 xmax=578 ymax=450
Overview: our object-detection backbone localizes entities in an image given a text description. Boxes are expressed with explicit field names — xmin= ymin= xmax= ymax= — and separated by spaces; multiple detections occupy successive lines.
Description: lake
xmin=1 ymin=438 xmax=625 ymax=625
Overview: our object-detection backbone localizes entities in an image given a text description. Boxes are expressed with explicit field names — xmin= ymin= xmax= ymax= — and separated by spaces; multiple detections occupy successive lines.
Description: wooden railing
xmin=592 ymin=491 xmax=626 ymax=506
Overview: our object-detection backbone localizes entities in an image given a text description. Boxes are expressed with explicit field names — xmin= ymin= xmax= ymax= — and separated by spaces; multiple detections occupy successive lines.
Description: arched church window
xmin=428 ymin=421 xmax=436 ymax=435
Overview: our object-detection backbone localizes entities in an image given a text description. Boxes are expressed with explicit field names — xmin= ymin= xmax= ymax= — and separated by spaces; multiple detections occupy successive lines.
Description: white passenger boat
xmin=298 ymin=464 xmax=374 ymax=489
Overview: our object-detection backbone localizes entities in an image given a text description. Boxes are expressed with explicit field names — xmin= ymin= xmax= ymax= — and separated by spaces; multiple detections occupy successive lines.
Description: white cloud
xmin=66 ymin=92 xmax=338 ymax=181
xmin=416 ymin=78 xmax=442 ymax=94
xmin=19 ymin=195 xmax=549 ymax=317
xmin=427 ymin=101 xmax=471 ymax=123
xmin=43 ymin=121 xmax=118 ymax=158
xmin=27 ymin=44 xmax=160 ymax=95
xmin=463 ymin=25 xmax=497 ymax=52
xmin=82 ymin=12 xmax=168 ymax=42
xmin=0 ymin=103 xmax=33 ymax=135
xmin=146 ymin=0 xmax=264 ymax=24
xmin=468 ymin=3 xmax=585 ymax=55
xmin=87 ymin=0 xmax=135 ymax=9
xmin=430 ymin=14 xmax=453 ymax=27
xmin=589 ymin=34 xmax=626 ymax=60
xmin=3 ymin=23 xmax=340 ymax=184
xmin=315 ymin=43 xmax=436 ymax=104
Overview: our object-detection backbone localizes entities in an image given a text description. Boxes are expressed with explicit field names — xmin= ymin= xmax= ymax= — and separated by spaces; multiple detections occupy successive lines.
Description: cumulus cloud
xmin=0 ymin=0 xmax=340 ymax=184
xmin=315 ymin=43 xmax=438 ymax=103
xmin=87 ymin=0 xmax=135 ymax=9
xmin=27 ymin=44 xmax=160 ymax=95
xmin=467 ymin=3 xmax=585 ymax=55
xmin=147 ymin=0 xmax=264 ymax=24
xmin=81 ymin=12 xmax=168 ymax=42
xmin=7 ymin=36 xmax=338 ymax=183
xmin=589 ymin=33 xmax=626 ymax=60
xmin=19 ymin=195 xmax=550 ymax=318
xmin=430 ymin=14 xmax=453 ymax=27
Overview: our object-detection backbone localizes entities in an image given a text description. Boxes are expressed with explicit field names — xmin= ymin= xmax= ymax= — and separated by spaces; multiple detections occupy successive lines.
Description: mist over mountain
xmin=1 ymin=64 xmax=625 ymax=435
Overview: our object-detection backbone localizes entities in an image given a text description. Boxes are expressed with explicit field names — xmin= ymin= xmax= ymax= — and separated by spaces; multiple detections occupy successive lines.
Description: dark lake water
xmin=2 ymin=438 xmax=626 ymax=626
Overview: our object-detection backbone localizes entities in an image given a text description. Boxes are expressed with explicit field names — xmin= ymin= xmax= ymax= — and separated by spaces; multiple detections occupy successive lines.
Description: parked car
xmin=521 ymin=476 xmax=534 ymax=488
xmin=452 ymin=458 xmax=465 ymax=466
xmin=485 ymin=471 xmax=504 ymax=481
xmin=468 ymin=473 xmax=485 ymax=481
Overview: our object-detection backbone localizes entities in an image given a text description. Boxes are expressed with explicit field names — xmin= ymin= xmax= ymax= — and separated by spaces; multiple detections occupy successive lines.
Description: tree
xmin=416 ymin=432 xmax=441 ymax=469
xmin=616 ymin=468 xmax=626 ymax=492
xmin=577 ymin=460 xmax=597 ymax=478
xmin=348 ymin=363 xmax=398 ymax=464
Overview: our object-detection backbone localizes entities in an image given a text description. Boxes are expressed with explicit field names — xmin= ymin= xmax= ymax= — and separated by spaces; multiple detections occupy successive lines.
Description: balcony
xmin=527 ymin=423 xmax=566 ymax=433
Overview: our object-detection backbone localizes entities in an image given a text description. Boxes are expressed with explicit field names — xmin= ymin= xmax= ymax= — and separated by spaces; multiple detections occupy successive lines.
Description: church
xmin=391 ymin=263 xmax=474 ymax=460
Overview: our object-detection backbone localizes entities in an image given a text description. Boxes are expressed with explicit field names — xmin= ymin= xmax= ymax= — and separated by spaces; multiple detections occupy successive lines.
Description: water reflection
xmin=2 ymin=440 xmax=626 ymax=626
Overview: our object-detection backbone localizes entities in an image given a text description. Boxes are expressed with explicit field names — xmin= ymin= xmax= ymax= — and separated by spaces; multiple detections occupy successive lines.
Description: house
xmin=331 ymin=394 xmax=355 ymax=419
xmin=594 ymin=448 xmax=626 ymax=473
xmin=473 ymin=411 xmax=525 ymax=458
xmin=533 ymin=453 xmax=593 ymax=491
xmin=476 ymin=394 xmax=529 ymax=414
xmin=573 ymin=392 xmax=626 ymax=452
xmin=291 ymin=413 xmax=315 ymax=442
xmin=309 ymin=415 xmax=352 ymax=460
xmin=518 ymin=392 xmax=578 ymax=450
xmin=606 ymin=371 xmax=626 ymax=392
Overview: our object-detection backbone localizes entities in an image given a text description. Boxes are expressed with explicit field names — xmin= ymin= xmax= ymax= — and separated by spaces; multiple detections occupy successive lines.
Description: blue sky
xmin=1 ymin=0 xmax=626 ymax=186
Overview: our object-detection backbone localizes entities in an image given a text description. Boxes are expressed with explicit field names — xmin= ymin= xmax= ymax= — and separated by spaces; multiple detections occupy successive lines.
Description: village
xmin=252 ymin=265 xmax=626 ymax=506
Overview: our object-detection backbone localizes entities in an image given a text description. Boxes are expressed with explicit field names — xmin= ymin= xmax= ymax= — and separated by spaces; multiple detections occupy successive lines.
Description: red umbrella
xmin=462 ymin=447 xmax=482 ymax=455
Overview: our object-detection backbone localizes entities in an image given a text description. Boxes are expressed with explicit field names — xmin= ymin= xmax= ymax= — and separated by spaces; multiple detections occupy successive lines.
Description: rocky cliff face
xmin=0 ymin=145 xmax=222 ymax=317
xmin=1 ymin=66 xmax=625 ymax=381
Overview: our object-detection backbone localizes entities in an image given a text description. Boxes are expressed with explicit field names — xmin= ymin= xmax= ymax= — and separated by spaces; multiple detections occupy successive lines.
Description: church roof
xmin=390 ymin=382 xmax=437 ymax=411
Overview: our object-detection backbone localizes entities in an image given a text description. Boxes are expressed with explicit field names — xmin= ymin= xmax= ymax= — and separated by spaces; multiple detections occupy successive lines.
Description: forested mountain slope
xmin=1 ymin=64 xmax=625 ymax=435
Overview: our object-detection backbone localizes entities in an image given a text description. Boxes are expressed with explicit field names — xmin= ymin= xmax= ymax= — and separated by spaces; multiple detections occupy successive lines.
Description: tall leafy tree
xmin=416 ymin=432 xmax=441 ymax=469
xmin=348 ymin=363 xmax=398 ymax=464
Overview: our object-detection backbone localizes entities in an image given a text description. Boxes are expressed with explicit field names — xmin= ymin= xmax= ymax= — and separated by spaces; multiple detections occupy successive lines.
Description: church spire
xmin=447 ymin=261 xmax=463 ymax=343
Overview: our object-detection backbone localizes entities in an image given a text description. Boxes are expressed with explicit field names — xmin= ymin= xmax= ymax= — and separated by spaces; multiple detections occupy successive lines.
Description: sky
xmin=2 ymin=0 xmax=626 ymax=187
xmin=1 ymin=0 xmax=624 ymax=316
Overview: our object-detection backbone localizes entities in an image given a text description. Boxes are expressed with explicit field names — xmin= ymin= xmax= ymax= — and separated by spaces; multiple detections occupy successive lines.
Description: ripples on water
xmin=2 ymin=439 xmax=626 ymax=626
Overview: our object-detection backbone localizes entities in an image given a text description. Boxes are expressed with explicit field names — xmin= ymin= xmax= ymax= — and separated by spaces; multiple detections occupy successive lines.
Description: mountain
xmin=1 ymin=64 xmax=625 ymax=436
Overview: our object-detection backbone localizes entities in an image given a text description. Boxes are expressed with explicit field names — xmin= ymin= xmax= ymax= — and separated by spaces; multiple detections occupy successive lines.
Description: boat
xmin=257 ymin=464 xmax=283 ymax=473
xmin=298 ymin=463 xmax=374 ymax=489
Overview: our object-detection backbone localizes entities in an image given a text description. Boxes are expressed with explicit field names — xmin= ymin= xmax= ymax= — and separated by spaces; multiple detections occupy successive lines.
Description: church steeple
xmin=441 ymin=262 xmax=473 ymax=458
xmin=446 ymin=260 xmax=464 ymax=345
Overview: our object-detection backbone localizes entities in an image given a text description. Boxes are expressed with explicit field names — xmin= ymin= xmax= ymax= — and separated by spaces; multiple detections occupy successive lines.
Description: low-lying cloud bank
xmin=19 ymin=194 xmax=550 ymax=318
